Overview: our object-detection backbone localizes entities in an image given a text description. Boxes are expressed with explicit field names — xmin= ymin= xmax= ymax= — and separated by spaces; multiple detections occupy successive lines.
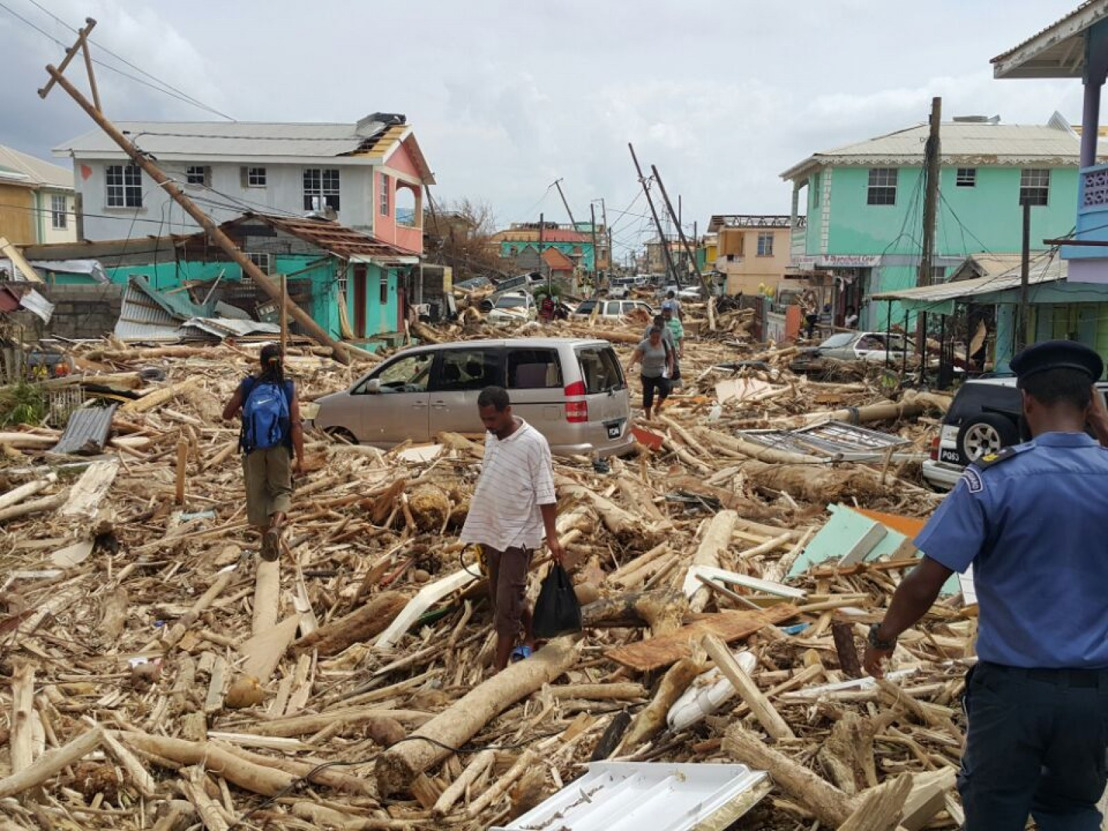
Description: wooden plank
xmin=0 ymin=237 xmax=42 ymax=283
xmin=59 ymin=460 xmax=118 ymax=519
xmin=606 ymin=606 xmax=796 ymax=672
xmin=375 ymin=569 xmax=477 ymax=650
xmin=702 ymin=634 xmax=795 ymax=740
xmin=239 ymin=614 xmax=301 ymax=682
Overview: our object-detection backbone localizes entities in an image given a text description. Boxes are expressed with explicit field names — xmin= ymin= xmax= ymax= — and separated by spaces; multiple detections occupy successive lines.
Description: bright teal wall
xmin=824 ymin=165 xmax=1078 ymax=256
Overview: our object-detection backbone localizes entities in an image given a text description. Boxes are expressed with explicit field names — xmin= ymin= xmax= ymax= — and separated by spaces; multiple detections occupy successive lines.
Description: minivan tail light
xmin=564 ymin=380 xmax=588 ymax=422
xmin=929 ymin=436 xmax=939 ymax=461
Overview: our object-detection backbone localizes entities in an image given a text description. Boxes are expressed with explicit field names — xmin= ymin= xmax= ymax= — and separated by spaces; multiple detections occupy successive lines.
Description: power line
xmin=24 ymin=0 xmax=234 ymax=121
xmin=0 ymin=0 xmax=235 ymax=120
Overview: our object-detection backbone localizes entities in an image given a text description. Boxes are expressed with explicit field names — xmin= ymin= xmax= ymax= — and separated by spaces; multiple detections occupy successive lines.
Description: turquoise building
xmin=781 ymin=116 xmax=1084 ymax=329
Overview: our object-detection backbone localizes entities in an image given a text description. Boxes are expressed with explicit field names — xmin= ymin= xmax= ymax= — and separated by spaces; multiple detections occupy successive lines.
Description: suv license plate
xmin=607 ymin=423 xmax=622 ymax=439
xmin=939 ymin=448 xmax=961 ymax=464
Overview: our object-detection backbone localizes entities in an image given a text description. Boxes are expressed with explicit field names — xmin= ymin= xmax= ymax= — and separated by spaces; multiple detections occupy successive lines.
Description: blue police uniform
xmin=910 ymin=340 xmax=1108 ymax=831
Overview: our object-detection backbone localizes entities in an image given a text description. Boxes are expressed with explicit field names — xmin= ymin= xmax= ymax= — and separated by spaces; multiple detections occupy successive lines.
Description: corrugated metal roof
xmin=220 ymin=213 xmax=420 ymax=259
xmin=0 ymin=145 xmax=74 ymax=189
xmin=114 ymin=280 xmax=183 ymax=341
xmin=52 ymin=404 xmax=118 ymax=455
xmin=54 ymin=119 xmax=394 ymax=160
xmin=181 ymin=317 xmax=280 ymax=339
xmin=493 ymin=762 xmax=769 ymax=831
xmin=781 ymin=121 xmax=1088 ymax=180
xmin=871 ymin=254 xmax=1067 ymax=306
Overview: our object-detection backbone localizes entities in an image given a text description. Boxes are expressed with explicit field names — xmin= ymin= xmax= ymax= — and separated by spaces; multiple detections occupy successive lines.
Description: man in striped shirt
xmin=460 ymin=386 xmax=564 ymax=671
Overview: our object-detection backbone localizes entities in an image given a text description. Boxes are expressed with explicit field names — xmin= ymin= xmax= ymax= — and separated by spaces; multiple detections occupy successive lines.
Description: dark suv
xmin=922 ymin=377 xmax=1108 ymax=490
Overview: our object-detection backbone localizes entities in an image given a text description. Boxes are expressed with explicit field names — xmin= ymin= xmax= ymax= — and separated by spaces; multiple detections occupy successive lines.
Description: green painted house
xmin=781 ymin=116 xmax=1085 ymax=329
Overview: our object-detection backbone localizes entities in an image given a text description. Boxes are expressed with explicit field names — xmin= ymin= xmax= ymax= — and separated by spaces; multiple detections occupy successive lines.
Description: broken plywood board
xmin=59 ymin=460 xmax=118 ymax=519
xmin=239 ymin=614 xmax=301 ymax=682
xmin=606 ymin=606 xmax=796 ymax=673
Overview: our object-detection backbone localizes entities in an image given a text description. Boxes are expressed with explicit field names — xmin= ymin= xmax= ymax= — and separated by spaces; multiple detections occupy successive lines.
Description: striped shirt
xmin=460 ymin=419 xmax=556 ymax=551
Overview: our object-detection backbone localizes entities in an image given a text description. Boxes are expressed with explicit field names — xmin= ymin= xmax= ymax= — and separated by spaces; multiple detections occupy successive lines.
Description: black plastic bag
xmin=533 ymin=564 xmax=582 ymax=639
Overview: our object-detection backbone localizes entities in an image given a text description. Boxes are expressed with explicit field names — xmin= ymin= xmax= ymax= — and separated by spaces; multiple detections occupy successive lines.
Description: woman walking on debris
xmin=626 ymin=325 xmax=674 ymax=421
xmin=222 ymin=343 xmax=305 ymax=561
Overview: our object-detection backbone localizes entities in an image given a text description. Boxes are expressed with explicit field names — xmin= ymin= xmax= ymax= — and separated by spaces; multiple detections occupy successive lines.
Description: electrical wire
xmin=25 ymin=0 xmax=234 ymax=120
xmin=0 ymin=0 xmax=235 ymax=120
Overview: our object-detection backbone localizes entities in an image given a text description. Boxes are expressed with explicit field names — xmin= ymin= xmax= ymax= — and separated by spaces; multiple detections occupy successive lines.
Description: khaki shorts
xmin=242 ymin=446 xmax=292 ymax=526
xmin=484 ymin=545 xmax=533 ymax=638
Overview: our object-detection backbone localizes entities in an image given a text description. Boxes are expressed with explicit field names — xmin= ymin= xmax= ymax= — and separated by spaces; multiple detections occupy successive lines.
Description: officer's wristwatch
xmin=867 ymin=623 xmax=897 ymax=651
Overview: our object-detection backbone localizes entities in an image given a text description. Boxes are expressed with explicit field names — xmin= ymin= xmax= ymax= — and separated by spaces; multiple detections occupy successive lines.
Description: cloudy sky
xmin=0 ymin=0 xmax=1087 ymax=259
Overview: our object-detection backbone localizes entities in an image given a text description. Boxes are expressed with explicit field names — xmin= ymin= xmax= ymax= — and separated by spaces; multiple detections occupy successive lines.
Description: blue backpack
xmin=240 ymin=376 xmax=292 ymax=453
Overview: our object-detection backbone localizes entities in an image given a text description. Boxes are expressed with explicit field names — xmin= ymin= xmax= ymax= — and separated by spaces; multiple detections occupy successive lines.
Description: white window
xmin=50 ymin=194 xmax=67 ymax=230
xmin=303 ymin=168 xmax=340 ymax=211
xmin=243 ymin=252 xmax=272 ymax=279
xmin=246 ymin=167 xmax=266 ymax=187
xmin=106 ymin=164 xmax=142 ymax=208
xmin=756 ymin=231 xmax=774 ymax=257
xmin=185 ymin=165 xmax=209 ymax=186
xmin=956 ymin=168 xmax=976 ymax=187
xmin=1020 ymin=169 xmax=1050 ymax=206
xmin=379 ymin=173 xmax=390 ymax=216
xmin=867 ymin=168 xmax=897 ymax=206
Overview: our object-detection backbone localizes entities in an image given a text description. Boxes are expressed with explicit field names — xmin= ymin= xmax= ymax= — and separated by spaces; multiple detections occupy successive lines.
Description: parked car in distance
xmin=310 ymin=338 xmax=634 ymax=457
xmin=492 ymin=272 xmax=542 ymax=294
xmin=487 ymin=291 xmax=537 ymax=326
xmin=791 ymin=331 xmax=915 ymax=372
xmin=572 ymin=298 xmax=654 ymax=319
xmin=921 ymin=376 xmax=1108 ymax=490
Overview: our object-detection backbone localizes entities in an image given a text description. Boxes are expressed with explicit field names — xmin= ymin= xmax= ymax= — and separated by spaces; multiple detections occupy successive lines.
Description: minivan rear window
xmin=575 ymin=345 xmax=625 ymax=393
xmin=507 ymin=349 xmax=562 ymax=389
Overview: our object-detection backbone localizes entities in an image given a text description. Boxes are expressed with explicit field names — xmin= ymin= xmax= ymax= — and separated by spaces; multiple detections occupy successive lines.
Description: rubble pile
xmin=0 ymin=314 xmax=978 ymax=830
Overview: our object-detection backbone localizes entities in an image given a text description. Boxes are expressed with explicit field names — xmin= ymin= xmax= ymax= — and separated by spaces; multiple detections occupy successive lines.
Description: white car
xmin=572 ymin=298 xmax=654 ymax=319
xmin=487 ymin=291 xmax=537 ymax=326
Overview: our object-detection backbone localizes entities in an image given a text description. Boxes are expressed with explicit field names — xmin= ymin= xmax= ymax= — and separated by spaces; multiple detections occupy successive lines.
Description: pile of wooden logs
xmin=0 ymin=321 xmax=969 ymax=830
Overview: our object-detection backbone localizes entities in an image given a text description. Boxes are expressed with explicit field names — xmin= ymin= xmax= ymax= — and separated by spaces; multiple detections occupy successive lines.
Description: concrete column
xmin=1081 ymin=79 xmax=1102 ymax=169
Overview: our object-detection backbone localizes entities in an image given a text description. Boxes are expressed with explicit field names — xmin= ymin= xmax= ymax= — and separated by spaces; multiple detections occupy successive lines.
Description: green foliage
xmin=0 ymin=383 xmax=46 ymax=427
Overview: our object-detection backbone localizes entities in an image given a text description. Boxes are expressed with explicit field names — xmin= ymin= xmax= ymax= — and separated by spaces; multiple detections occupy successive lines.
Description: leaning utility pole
xmin=651 ymin=164 xmax=712 ymax=296
xmin=628 ymin=143 xmax=679 ymax=285
xmin=1019 ymin=199 xmax=1032 ymax=351
xmin=553 ymin=179 xmax=578 ymax=229
xmin=40 ymin=25 xmax=357 ymax=364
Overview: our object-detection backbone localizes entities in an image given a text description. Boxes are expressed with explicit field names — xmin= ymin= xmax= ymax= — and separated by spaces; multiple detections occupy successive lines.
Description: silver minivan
xmin=311 ymin=338 xmax=634 ymax=457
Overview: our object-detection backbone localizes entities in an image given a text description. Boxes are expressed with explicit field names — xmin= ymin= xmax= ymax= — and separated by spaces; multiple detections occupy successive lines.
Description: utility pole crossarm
xmin=39 ymin=33 xmax=358 ymax=365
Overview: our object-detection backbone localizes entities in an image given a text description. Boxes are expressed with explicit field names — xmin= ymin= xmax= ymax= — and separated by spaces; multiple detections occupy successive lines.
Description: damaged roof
xmin=214 ymin=214 xmax=421 ymax=262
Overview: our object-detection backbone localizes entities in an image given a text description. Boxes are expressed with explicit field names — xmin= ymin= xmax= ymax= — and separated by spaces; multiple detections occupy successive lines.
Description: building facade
xmin=492 ymin=222 xmax=596 ymax=273
xmin=706 ymin=215 xmax=795 ymax=295
xmin=53 ymin=113 xmax=434 ymax=252
xmin=0 ymin=145 xmax=76 ymax=245
xmin=781 ymin=117 xmax=1086 ymax=328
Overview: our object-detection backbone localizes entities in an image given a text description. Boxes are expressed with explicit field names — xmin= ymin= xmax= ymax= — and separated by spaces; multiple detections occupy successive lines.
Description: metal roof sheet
xmin=871 ymin=254 xmax=1067 ymax=307
xmin=220 ymin=213 xmax=420 ymax=259
xmin=781 ymin=121 xmax=1087 ymax=180
xmin=55 ymin=119 xmax=393 ymax=160
xmin=492 ymin=761 xmax=769 ymax=831
xmin=114 ymin=280 xmax=184 ymax=341
xmin=52 ymin=404 xmax=118 ymax=455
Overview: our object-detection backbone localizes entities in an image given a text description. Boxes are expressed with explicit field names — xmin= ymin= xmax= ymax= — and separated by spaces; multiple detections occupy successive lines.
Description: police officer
xmin=863 ymin=340 xmax=1108 ymax=831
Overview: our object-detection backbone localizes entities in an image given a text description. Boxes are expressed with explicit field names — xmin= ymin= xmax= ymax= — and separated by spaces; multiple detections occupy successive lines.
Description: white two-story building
xmin=53 ymin=112 xmax=434 ymax=253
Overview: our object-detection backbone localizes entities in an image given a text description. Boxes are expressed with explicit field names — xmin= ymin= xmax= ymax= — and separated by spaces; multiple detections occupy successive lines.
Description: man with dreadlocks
xmin=223 ymin=343 xmax=305 ymax=560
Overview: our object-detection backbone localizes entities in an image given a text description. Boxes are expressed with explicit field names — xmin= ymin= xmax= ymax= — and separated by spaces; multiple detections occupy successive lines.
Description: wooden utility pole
xmin=1019 ymin=199 xmax=1032 ymax=350
xmin=651 ymin=164 xmax=712 ymax=296
xmin=589 ymin=203 xmax=599 ymax=288
xmin=40 ymin=35 xmax=358 ymax=364
xmin=553 ymin=179 xmax=578 ymax=229
xmin=538 ymin=212 xmax=548 ymax=292
xmin=280 ymin=274 xmax=289 ymax=354
xmin=917 ymin=97 xmax=942 ymax=289
xmin=915 ymin=96 xmax=942 ymax=362
xmin=628 ymin=143 xmax=678 ymax=285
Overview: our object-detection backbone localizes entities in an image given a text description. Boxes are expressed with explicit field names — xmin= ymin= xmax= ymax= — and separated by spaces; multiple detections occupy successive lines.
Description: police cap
xmin=1010 ymin=339 xmax=1104 ymax=382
